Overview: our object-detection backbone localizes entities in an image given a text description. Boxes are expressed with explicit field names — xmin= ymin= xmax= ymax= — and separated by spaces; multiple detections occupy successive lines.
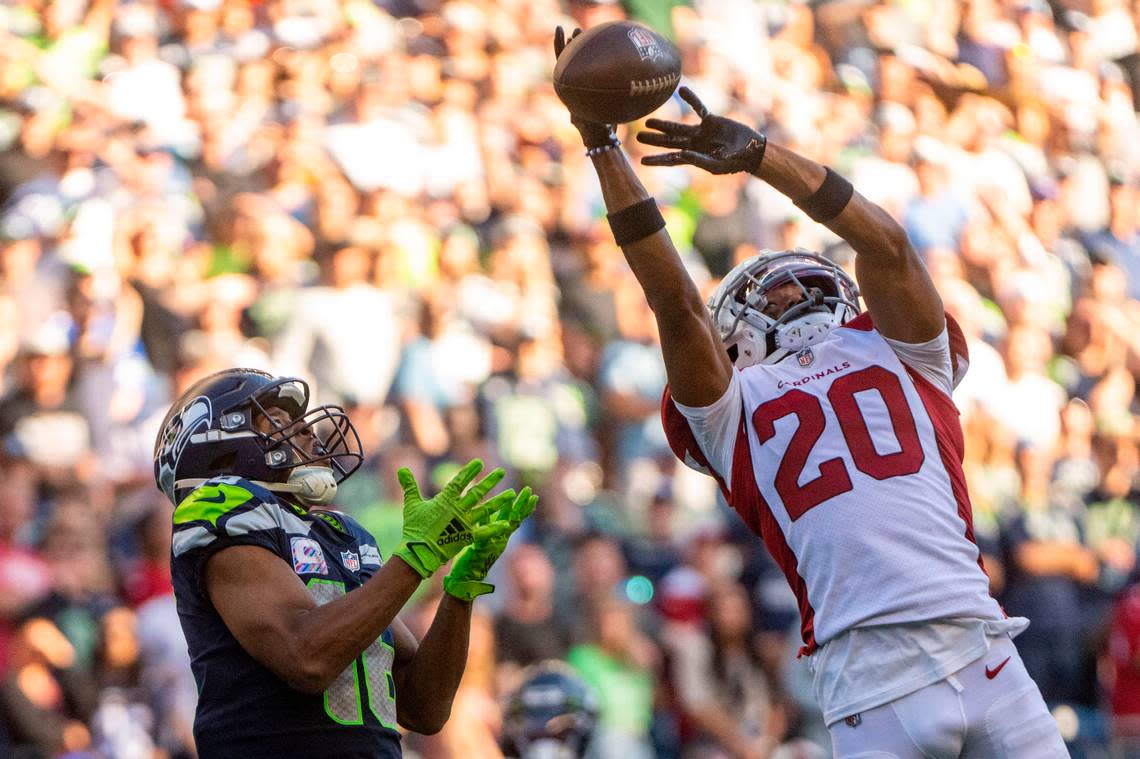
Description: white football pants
xmin=828 ymin=635 xmax=1069 ymax=758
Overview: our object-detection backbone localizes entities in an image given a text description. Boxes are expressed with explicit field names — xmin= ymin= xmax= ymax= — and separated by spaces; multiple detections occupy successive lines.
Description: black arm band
xmin=794 ymin=168 xmax=854 ymax=224
xmin=607 ymin=198 xmax=666 ymax=246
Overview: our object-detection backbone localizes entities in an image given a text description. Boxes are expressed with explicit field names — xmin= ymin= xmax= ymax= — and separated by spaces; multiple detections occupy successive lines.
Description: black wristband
xmin=794 ymin=168 xmax=854 ymax=223
xmin=607 ymin=198 xmax=666 ymax=246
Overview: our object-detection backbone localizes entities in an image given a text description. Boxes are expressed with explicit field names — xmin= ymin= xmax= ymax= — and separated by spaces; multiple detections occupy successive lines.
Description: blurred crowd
xmin=2 ymin=0 xmax=1140 ymax=756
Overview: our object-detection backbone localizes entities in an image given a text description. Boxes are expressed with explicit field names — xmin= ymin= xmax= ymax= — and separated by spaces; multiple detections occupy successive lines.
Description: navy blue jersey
xmin=171 ymin=476 xmax=401 ymax=759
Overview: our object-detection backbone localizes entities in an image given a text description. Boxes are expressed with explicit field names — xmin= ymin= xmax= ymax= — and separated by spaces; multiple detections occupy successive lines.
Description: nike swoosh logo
xmin=985 ymin=656 xmax=1011 ymax=679
xmin=196 ymin=492 xmax=227 ymax=504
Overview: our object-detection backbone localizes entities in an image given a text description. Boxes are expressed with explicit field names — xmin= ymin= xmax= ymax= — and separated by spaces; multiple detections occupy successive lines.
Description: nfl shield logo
xmin=627 ymin=28 xmax=663 ymax=61
xmin=340 ymin=550 xmax=360 ymax=572
xmin=797 ymin=348 xmax=815 ymax=367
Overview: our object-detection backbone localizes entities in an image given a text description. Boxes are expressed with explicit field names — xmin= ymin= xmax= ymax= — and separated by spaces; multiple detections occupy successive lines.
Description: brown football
xmin=553 ymin=21 xmax=681 ymax=125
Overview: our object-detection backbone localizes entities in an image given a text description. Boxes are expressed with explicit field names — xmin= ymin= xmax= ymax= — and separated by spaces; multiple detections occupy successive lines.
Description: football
xmin=553 ymin=21 xmax=682 ymax=125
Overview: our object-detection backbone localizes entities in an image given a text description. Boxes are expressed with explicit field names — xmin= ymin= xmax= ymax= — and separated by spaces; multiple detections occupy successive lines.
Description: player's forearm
xmin=590 ymin=149 xmax=733 ymax=407
xmin=590 ymin=149 xmax=697 ymax=315
xmin=292 ymin=559 xmax=423 ymax=692
xmin=751 ymin=142 xmax=908 ymax=267
xmin=393 ymin=593 xmax=473 ymax=734
xmin=751 ymin=141 xmax=944 ymax=342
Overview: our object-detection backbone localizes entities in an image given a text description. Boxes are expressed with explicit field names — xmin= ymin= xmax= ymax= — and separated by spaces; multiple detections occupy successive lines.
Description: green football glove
xmin=444 ymin=486 xmax=538 ymax=602
xmin=392 ymin=459 xmax=515 ymax=579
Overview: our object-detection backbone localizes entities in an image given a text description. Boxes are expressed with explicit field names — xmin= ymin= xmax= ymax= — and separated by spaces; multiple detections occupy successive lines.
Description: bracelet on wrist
xmin=585 ymin=138 xmax=621 ymax=157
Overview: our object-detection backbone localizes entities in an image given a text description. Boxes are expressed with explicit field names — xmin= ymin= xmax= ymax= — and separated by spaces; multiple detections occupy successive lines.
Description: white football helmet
xmin=708 ymin=249 xmax=861 ymax=367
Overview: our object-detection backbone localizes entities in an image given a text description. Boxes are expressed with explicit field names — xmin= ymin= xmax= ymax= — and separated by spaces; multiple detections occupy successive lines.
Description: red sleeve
xmin=1112 ymin=589 xmax=1140 ymax=662
xmin=945 ymin=313 xmax=970 ymax=388
xmin=661 ymin=388 xmax=730 ymax=500
xmin=661 ymin=388 xmax=763 ymax=537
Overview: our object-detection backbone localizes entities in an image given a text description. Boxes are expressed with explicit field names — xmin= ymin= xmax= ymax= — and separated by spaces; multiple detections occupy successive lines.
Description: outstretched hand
xmin=392 ymin=459 xmax=516 ymax=579
xmin=444 ymin=486 xmax=537 ymax=602
xmin=637 ymin=87 xmax=767 ymax=175
xmin=553 ymin=26 xmax=618 ymax=151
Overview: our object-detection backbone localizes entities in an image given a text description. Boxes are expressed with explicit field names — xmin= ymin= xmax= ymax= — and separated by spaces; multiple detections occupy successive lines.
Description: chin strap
xmin=268 ymin=467 xmax=339 ymax=505
xmin=174 ymin=467 xmax=338 ymax=506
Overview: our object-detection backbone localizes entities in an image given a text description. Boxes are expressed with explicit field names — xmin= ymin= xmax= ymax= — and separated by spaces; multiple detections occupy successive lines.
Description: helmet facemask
xmin=710 ymin=249 xmax=861 ymax=367
xmin=156 ymin=370 xmax=363 ymax=506
xmin=248 ymin=382 xmax=362 ymax=482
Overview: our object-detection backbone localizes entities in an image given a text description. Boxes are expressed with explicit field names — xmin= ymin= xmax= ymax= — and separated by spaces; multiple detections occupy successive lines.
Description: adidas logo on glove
xmin=437 ymin=519 xmax=472 ymax=546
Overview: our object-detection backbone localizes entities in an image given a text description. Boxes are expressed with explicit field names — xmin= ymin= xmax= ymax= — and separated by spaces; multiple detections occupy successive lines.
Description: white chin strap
xmin=269 ymin=467 xmax=338 ymax=505
xmin=174 ymin=466 xmax=338 ymax=506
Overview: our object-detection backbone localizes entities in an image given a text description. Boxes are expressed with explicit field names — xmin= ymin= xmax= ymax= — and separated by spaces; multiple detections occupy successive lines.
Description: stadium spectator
xmin=568 ymin=595 xmax=658 ymax=759
xmin=493 ymin=543 xmax=572 ymax=692
xmin=0 ymin=0 xmax=1139 ymax=753
xmin=663 ymin=580 xmax=785 ymax=759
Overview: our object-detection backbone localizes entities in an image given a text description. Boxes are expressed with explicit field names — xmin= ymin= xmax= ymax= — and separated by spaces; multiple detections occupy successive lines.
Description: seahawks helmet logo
xmin=157 ymin=397 xmax=212 ymax=501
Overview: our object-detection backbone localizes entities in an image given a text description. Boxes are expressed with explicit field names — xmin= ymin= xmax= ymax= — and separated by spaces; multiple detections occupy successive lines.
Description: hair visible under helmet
xmin=708 ymin=249 xmax=861 ymax=367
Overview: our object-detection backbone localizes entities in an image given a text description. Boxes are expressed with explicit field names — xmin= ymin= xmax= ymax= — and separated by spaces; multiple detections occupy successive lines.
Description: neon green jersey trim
xmin=173 ymin=483 xmax=255 ymax=526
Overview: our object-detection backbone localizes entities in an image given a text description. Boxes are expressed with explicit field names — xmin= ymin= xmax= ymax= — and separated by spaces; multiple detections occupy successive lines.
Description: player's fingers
xmin=505 ymin=486 xmax=532 ymax=523
xmin=571 ymin=27 xmax=582 ymax=41
xmin=679 ymin=86 xmax=710 ymax=118
xmin=472 ymin=520 xmax=512 ymax=544
xmin=460 ymin=467 xmax=506 ymax=510
xmin=443 ymin=458 xmax=484 ymax=499
xmin=641 ymin=151 xmax=686 ymax=167
xmin=643 ymin=118 xmax=699 ymax=137
xmin=396 ymin=468 xmax=421 ymax=506
xmin=553 ymin=26 xmax=565 ymax=57
xmin=680 ymin=150 xmax=724 ymax=172
xmin=495 ymin=487 xmax=517 ymax=521
xmin=470 ymin=489 xmax=516 ymax=525
xmin=513 ymin=489 xmax=537 ymax=524
xmin=636 ymin=130 xmax=690 ymax=149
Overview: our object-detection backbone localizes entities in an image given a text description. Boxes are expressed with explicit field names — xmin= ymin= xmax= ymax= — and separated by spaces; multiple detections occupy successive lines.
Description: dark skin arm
xmin=749 ymin=141 xmax=945 ymax=344
xmin=205 ymin=545 xmax=421 ymax=696
xmin=389 ymin=594 xmax=474 ymax=734
xmin=637 ymin=87 xmax=945 ymax=351
xmin=589 ymin=148 xmax=734 ymax=408
xmin=551 ymin=27 xmax=730 ymax=408
xmin=208 ymin=547 xmax=475 ymax=734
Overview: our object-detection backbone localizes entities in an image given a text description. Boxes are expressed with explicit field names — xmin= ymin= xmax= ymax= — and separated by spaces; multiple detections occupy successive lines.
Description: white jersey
xmin=664 ymin=312 xmax=1024 ymax=724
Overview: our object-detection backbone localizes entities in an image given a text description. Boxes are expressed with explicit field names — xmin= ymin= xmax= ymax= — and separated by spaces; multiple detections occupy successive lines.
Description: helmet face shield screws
xmin=708 ymin=249 xmax=861 ymax=367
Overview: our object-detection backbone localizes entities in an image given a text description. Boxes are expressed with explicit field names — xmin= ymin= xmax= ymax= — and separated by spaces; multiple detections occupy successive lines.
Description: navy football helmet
xmin=153 ymin=368 xmax=363 ymax=506
xmin=500 ymin=661 xmax=599 ymax=759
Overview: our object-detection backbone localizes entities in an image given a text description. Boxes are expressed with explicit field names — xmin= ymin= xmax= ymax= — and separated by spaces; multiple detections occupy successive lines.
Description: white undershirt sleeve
xmin=672 ymin=371 xmax=743 ymax=492
xmin=883 ymin=324 xmax=954 ymax=396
